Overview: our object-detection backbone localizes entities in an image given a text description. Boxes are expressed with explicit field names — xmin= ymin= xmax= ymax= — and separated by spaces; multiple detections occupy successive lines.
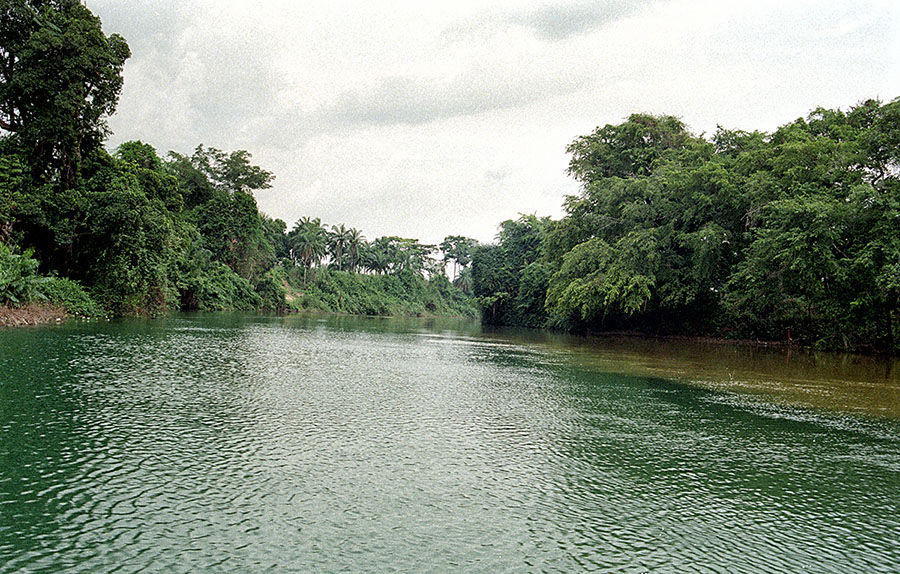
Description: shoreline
xmin=3 ymin=304 xmax=887 ymax=357
xmin=0 ymin=304 xmax=67 ymax=327
xmin=0 ymin=304 xmax=477 ymax=328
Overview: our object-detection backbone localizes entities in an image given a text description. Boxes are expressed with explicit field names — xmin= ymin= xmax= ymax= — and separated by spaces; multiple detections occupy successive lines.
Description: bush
xmin=179 ymin=260 xmax=262 ymax=311
xmin=255 ymin=267 xmax=288 ymax=313
xmin=41 ymin=277 xmax=105 ymax=317
xmin=0 ymin=243 xmax=48 ymax=306
xmin=289 ymin=269 xmax=478 ymax=318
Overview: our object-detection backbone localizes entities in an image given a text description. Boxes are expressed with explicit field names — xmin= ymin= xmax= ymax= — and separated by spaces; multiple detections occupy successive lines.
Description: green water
xmin=1 ymin=314 xmax=898 ymax=572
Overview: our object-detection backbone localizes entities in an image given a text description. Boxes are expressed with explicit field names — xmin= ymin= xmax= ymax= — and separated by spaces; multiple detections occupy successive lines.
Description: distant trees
xmin=280 ymin=219 xmax=481 ymax=286
xmin=8 ymin=0 xmax=900 ymax=348
xmin=0 ymin=0 xmax=471 ymax=321
xmin=440 ymin=235 xmax=478 ymax=281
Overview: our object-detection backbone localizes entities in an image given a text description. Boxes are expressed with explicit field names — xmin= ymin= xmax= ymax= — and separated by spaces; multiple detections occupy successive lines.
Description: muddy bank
xmin=0 ymin=304 xmax=66 ymax=327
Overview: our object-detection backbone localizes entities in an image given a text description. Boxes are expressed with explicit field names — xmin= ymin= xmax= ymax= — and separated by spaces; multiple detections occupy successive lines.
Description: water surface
xmin=1 ymin=315 xmax=898 ymax=572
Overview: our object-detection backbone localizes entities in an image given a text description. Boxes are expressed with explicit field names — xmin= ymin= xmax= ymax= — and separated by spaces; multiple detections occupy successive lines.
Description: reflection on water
xmin=1 ymin=314 xmax=899 ymax=572
xmin=479 ymin=327 xmax=900 ymax=419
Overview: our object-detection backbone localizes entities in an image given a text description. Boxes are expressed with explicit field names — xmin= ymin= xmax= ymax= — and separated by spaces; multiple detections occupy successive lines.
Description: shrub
xmin=41 ymin=277 xmax=105 ymax=317
xmin=0 ymin=243 xmax=48 ymax=306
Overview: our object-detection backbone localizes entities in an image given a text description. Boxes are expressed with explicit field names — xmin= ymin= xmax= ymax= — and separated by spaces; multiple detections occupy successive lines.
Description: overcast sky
xmin=86 ymin=0 xmax=900 ymax=244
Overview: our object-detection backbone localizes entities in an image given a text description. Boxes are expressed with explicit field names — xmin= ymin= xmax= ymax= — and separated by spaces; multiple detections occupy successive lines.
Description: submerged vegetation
xmin=2 ymin=1 xmax=899 ymax=353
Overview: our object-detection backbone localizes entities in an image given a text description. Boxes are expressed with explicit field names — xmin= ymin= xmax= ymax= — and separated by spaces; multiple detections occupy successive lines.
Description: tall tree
xmin=289 ymin=217 xmax=327 ymax=282
xmin=440 ymin=235 xmax=478 ymax=280
xmin=166 ymin=145 xmax=276 ymax=283
xmin=346 ymin=227 xmax=364 ymax=273
xmin=328 ymin=224 xmax=351 ymax=270
xmin=0 ymin=0 xmax=130 ymax=187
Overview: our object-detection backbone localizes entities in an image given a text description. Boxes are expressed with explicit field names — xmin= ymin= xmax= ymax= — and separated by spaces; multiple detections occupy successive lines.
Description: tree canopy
xmin=0 ymin=0 xmax=130 ymax=186
xmin=470 ymin=100 xmax=900 ymax=352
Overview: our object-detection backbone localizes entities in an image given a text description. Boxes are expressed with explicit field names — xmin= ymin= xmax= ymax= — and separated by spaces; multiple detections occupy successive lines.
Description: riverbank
xmin=0 ymin=304 xmax=66 ymax=327
xmin=284 ymin=269 xmax=479 ymax=319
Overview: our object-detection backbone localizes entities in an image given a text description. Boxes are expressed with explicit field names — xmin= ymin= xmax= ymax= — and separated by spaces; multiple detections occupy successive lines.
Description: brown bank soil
xmin=0 ymin=304 xmax=66 ymax=327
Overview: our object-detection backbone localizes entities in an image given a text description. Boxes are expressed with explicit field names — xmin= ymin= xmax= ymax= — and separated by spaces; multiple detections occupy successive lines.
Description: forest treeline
xmin=0 ymin=0 xmax=475 ymax=320
xmin=3 ymin=1 xmax=900 ymax=353
xmin=469 ymin=102 xmax=900 ymax=352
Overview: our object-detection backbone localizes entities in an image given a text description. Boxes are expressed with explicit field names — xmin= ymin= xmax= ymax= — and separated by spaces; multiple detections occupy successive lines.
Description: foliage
xmin=0 ymin=242 xmax=101 ymax=316
xmin=292 ymin=268 xmax=477 ymax=318
xmin=73 ymin=150 xmax=179 ymax=315
xmin=1 ymin=0 xmax=476 ymax=323
xmin=166 ymin=145 xmax=273 ymax=207
xmin=41 ymin=276 xmax=102 ymax=316
xmin=0 ymin=242 xmax=47 ymax=305
xmin=0 ymin=0 xmax=130 ymax=187
xmin=471 ymin=215 xmax=549 ymax=326
xmin=256 ymin=266 xmax=288 ymax=313
xmin=440 ymin=235 xmax=478 ymax=282
xmin=471 ymin=99 xmax=900 ymax=352
xmin=14 ymin=0 xmax=900 ymax=353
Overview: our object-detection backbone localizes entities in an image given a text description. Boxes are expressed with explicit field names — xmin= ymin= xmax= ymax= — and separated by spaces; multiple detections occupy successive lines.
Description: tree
xmin=167 ymin=145 xmax=276 ymax=283
xmin=361 ymin=238 xmax=391 ymax=275
xmin=470 ymin=215 xmax=548 ymax=326
xmin=345 ymin=228 xmax=364 ymax=273
xmin=0 ymin=0 xmax=130 ymax=187
xmin=261 ymin=215 xmax=289 ymax=261
xmin=440 ymin=235 xmax=478 ymax=280
xmin=116 ymin=141 xmax=182 ymax=212
xmin=566 ymin=113 xmax=689 ymax=182
xmin=328 ymin=224 xmax=351 ymax=270
xmin=166 ymin=145 xmax=274 ymax=205
xmin=289 ymin=217 xmax=327 ymax=282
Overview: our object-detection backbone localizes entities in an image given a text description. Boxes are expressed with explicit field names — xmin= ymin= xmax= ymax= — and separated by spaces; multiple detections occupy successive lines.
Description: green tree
xmin=471 ymin=215 xmax=548 ymax=326
xmin=166 ymin=145 xmax=273 ymax=207
xmin=0 ymin=0 xmax=130 ymax=187
xmin=440 ymin=235 xmax=478 ymax=280
xmin=168 ymin=144 xmax=276 ymax=284
xmin=261 ymin=214 xmax=289 ymax=261
xmin=328 ymin=224 xmax=351 ymax=270
xmin=361 ymin=238 xmax=391 ymax=275
xmin=566 ymin=113 xmax=689 ymax=181
xmin=289 ymin=217 xmax=327 ymax=282
xmin=346 ymin=227 xmax=364 ymax=273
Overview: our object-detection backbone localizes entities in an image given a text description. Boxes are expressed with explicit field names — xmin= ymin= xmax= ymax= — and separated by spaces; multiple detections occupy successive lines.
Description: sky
xmin=85 ymin=0 xmax=900 ymax=244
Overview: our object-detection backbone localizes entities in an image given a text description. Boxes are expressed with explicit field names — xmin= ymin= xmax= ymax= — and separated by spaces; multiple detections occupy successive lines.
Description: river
xmin=1 ymin=314 xmax=898 ymax=572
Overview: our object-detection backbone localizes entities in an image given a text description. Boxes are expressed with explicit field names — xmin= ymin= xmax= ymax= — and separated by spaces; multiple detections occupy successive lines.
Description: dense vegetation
xmin=0 ymin=0 xmax=475 ymax=320
xmin=3 ymin=2 xmax=898 ymax=353
xmin=471 ymin=103 xmax=900 ymax=352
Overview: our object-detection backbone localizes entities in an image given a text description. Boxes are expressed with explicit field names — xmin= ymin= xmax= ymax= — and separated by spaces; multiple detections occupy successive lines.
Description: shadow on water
xmin=476 ymin=326 xmax=900 ymax=419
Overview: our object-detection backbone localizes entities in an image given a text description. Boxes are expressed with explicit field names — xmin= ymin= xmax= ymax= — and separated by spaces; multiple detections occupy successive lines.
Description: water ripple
xmin=1 ymin=316 xmax=899 ymax=572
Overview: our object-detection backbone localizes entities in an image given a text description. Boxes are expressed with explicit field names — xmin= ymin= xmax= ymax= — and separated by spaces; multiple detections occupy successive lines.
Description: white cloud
xmin=88 ymin=0 xmax=900 ymax=244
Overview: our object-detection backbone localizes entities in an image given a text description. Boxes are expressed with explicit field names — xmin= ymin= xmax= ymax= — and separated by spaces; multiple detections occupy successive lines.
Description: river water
xmin=1 ymin=314 xmax=898 ymax=572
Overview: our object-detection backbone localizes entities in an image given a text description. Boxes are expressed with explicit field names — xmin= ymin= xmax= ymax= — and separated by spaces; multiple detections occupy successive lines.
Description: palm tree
xmin=454 ymin=267 xmax=473 ymax=294
xmin=290 ymin=217 xmax=327 ymax=283
xmin=346 ymin=228 xmax=364 ymax=273
xmin=440 ymin=236 xmax=478 ymax=281
xmin=328 ymin=224 xmax=351 ymax=271
xmin=364 ymin=238 xmax=392 ymax=275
